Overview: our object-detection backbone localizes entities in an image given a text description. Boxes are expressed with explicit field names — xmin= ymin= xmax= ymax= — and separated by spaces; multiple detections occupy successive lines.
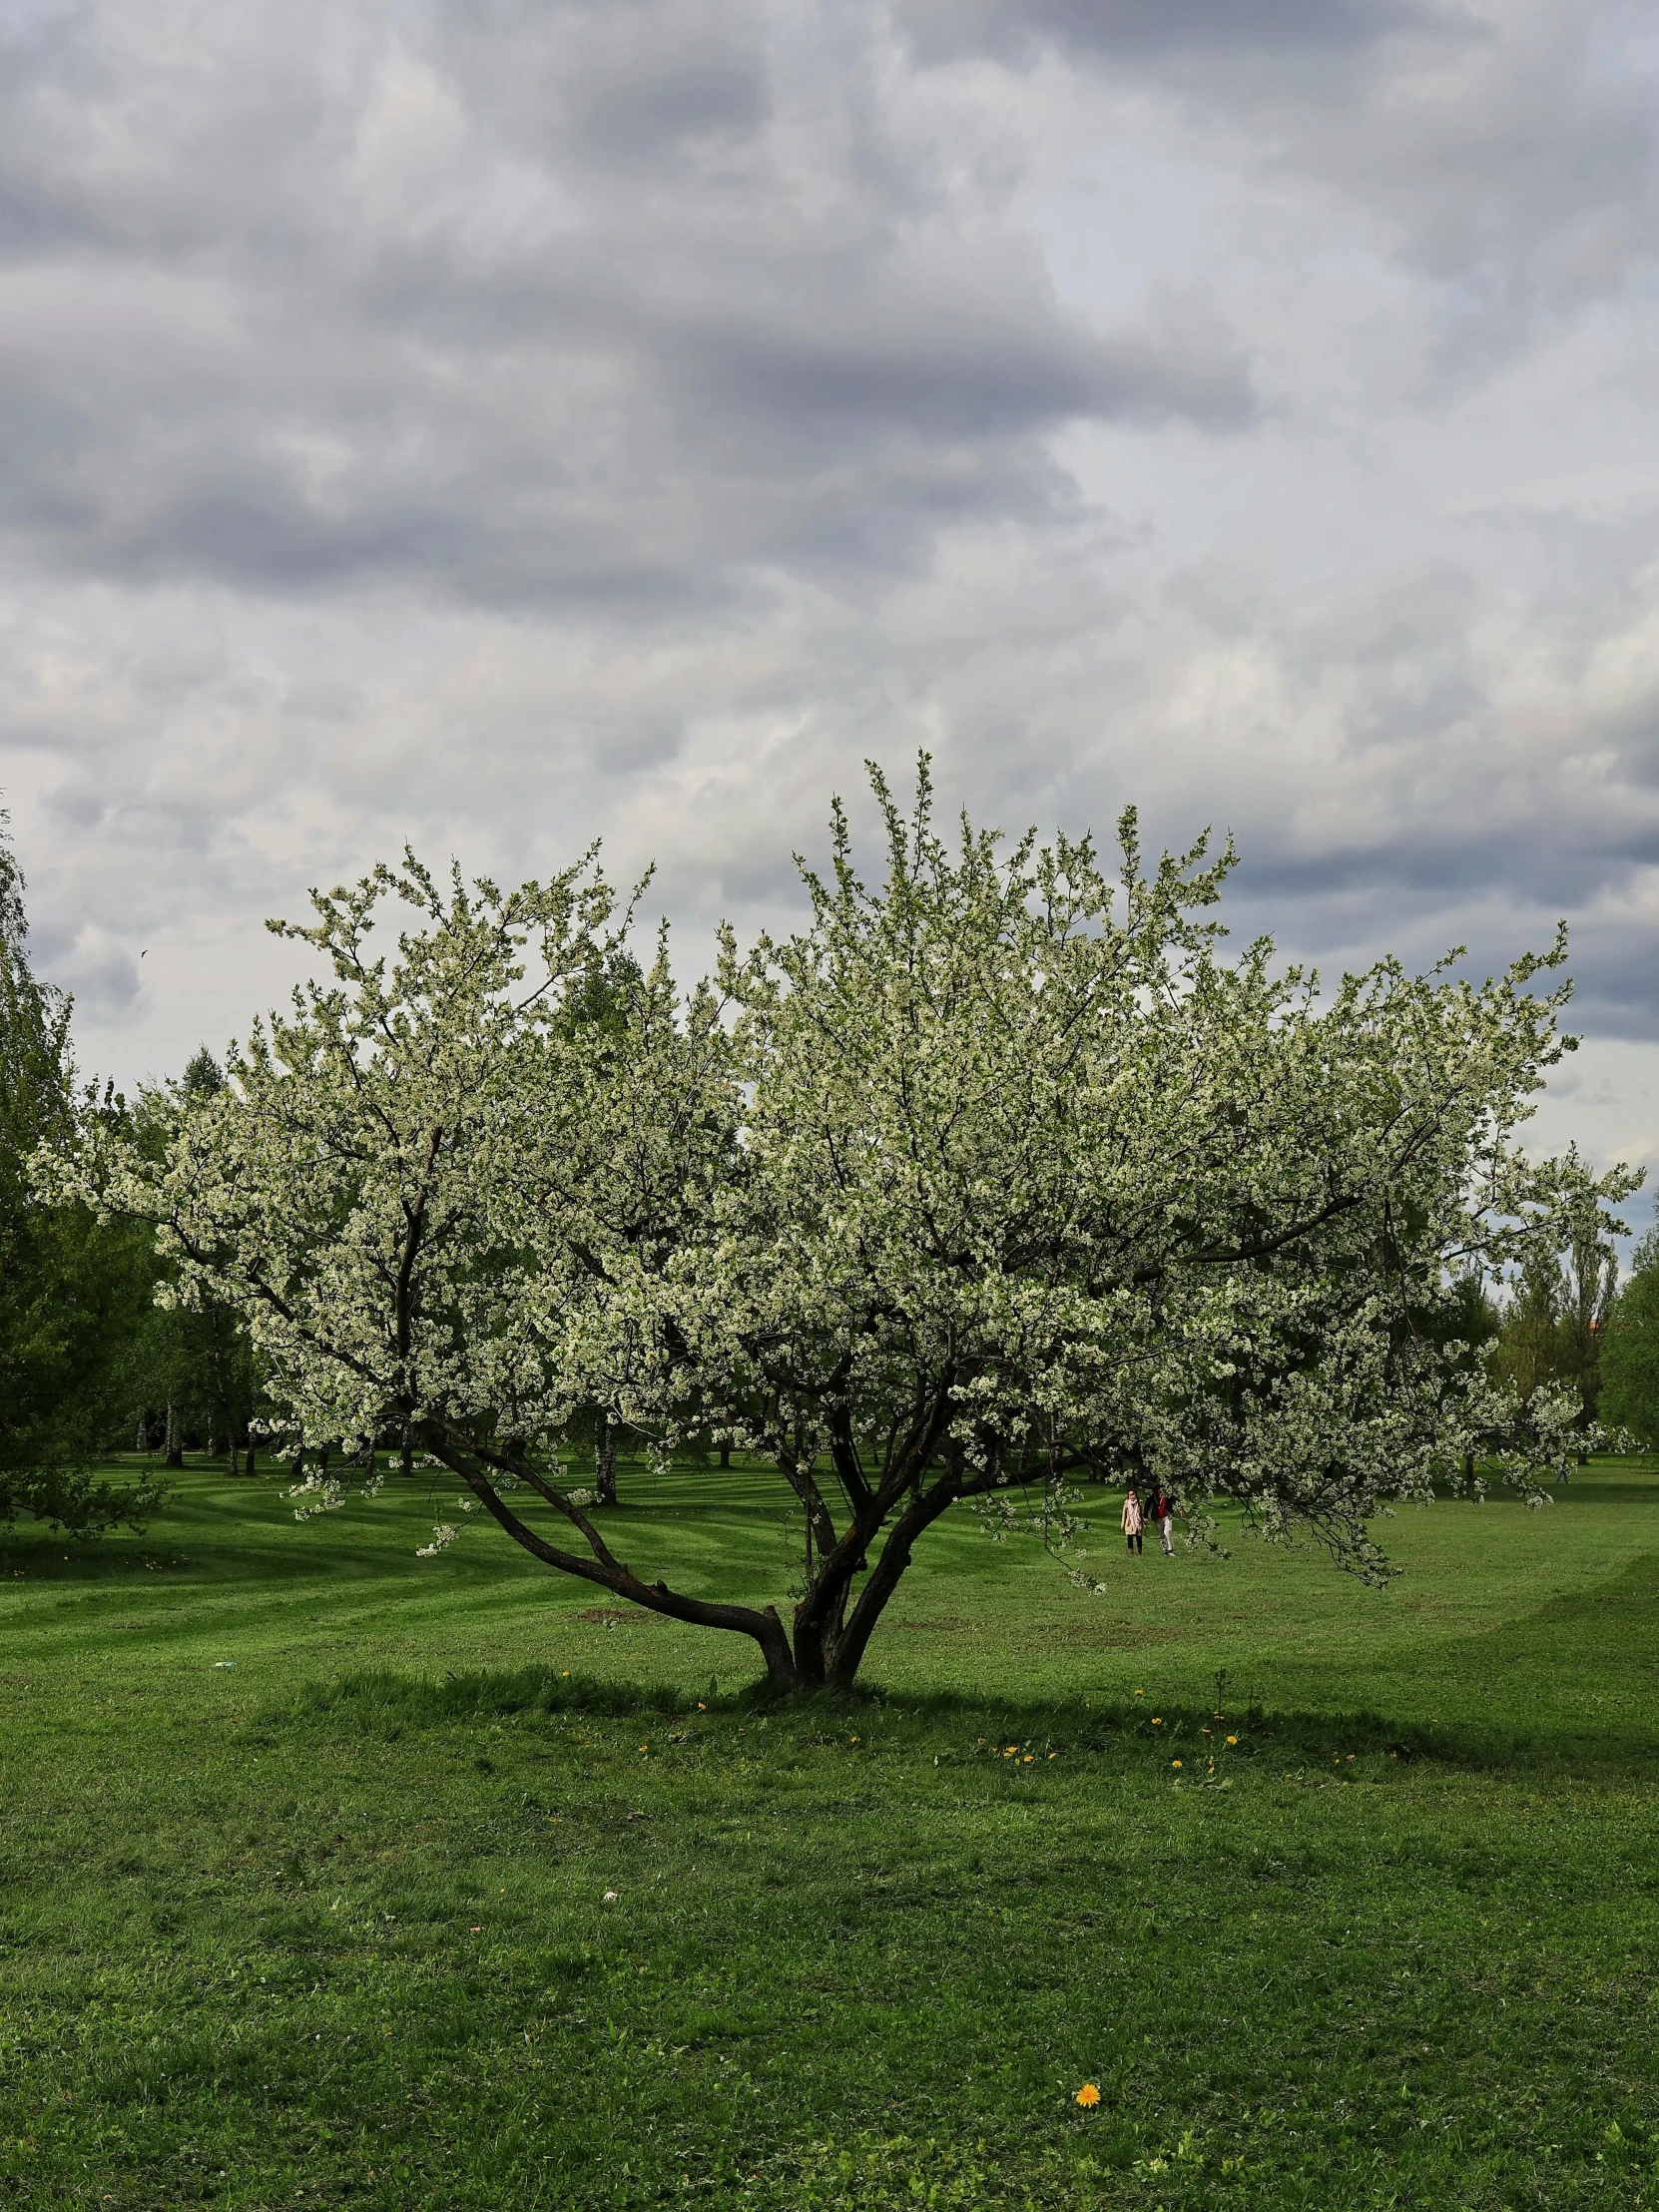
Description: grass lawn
xmin=2 ymin=1454 xmax=1657 ymax=2208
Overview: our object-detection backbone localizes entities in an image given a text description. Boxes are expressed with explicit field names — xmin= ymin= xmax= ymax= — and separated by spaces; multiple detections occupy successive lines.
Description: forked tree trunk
xmin=417 ymin=1417 xmax=968 ymax=1699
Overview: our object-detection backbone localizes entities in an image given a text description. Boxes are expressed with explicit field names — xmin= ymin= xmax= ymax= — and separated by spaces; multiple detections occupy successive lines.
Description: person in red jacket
xmin=1149 ymin=1485 xmax=1177 ymax=1556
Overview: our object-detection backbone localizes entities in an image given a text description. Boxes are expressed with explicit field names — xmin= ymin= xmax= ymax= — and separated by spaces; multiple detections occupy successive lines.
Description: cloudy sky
xmin=3 ymin=0 xmax=1657 ymax=1200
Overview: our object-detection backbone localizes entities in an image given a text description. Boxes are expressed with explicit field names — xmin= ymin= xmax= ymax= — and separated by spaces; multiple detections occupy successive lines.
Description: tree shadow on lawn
xmin=262 ymin=1658 xmax=1659 ymax=1782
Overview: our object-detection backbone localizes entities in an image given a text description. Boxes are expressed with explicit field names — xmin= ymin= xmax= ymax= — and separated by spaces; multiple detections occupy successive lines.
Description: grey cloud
xmin=0 ymin=0 xmax=1253 ymax=615
xmin=904 ymin=0 xmax=1659 ymax=374
xmin=897 ymin=0 xmax=1437 ymax=67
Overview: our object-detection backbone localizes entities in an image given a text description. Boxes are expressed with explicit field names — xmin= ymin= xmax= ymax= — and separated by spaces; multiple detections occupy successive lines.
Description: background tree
xmin=1561 ymin=1232 xmax=1618 ymax=1425
xmin=1488 ymin=1232 xmax=1617 ymax=1438
xmin=1599 ymin=1230 xmax=1659 ymax=1446
xmin=140 ymin=1051 xmax=264 ymax=1469
xmin=1 ymin=807 xmax=161 ymax=1533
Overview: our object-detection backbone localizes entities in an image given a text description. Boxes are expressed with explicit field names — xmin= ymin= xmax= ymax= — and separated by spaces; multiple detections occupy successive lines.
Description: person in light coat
xmin=1121 ymin=1485 xmax=1144 ymax=1556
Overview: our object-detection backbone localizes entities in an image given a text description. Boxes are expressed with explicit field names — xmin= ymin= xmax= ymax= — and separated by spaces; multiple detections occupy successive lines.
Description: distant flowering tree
xmin=53 ymin=771 xmax=1638 ymax=1692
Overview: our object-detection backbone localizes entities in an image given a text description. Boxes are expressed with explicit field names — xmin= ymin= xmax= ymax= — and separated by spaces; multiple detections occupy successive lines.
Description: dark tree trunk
xmin=399 ymin=1423 xmax=413 ymax=1477
xmin=404 ymin=1414 xmax=974 ymax=1700
xmin=245 ymin=1435 xmax=258 ymax=1475
xmin=719 ymin=1441 xmax=730 ymax=1468
xmin=228 ymin=1424 xmax=240 ymax=1476
xmin=595 ymin=1418 xmax=618 ymax=1507
xmin=164 ymin=1399 xmax=183 ymax=1469
xmin=823 ymin=1515 xmax=938 ymax=1686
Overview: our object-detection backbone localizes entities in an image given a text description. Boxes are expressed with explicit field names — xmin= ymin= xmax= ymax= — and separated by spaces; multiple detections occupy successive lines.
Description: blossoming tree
xmin=57 ymin=773 xmax=1636 ymax=1691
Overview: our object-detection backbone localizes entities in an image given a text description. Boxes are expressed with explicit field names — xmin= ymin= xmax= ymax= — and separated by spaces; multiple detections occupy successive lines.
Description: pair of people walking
xmin=1122 ymin=1483 xmax=1176 ymax=1557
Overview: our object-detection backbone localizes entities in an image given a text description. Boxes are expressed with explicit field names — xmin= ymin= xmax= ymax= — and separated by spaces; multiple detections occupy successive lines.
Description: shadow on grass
xmin=263 ymin=1662 xmax=1659 ymax=1779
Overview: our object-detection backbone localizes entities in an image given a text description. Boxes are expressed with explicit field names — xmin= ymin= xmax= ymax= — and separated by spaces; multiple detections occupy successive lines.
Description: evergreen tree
xmin=0 ymin=807 xmax=161 ymax=1532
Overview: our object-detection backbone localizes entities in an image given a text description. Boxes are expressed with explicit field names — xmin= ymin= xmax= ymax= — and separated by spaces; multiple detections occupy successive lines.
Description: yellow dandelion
xmin=1023 ymin=1754 xmax=1034 ymax=1764
xmin=1226 ymin=1735 xmax=1238 ymax=1745
xmin=1151 ymin=1717 xmax=1162 ymax=1726
xmin=1075 ymin=2083 xmax=1101 ymax=2108
xmin=1172 ymin=1759 xmax=1182 ymax=1769
xmin=1133 ymin=1689 xmax=1143 ymax=1697
xmin=697 ymin=1702 xmax=706 ymax=1710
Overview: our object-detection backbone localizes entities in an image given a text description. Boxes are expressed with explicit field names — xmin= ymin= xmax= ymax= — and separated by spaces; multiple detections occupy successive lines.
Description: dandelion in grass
xmin=1227 ymin=1735 xmax=1238 ymax=1745
xmin=1076 ymin=2084 xmax=1101 ymax=2109
xmin=1172 ymin=1760 xmax=1182 ymax=1769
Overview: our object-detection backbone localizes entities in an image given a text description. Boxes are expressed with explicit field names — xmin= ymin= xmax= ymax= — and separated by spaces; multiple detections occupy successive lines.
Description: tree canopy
xmin=58 ymin=769 xmax=1638 ymax=1685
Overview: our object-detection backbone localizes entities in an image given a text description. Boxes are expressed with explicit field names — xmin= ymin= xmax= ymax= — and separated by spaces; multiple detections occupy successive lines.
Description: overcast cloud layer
xmin=3 ymin=0 xmax=1658 ymax=1190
